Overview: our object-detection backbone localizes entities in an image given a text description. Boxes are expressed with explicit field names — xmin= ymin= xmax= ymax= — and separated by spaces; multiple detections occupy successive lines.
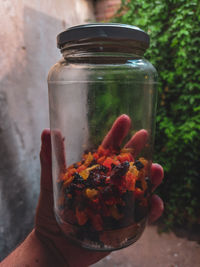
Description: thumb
xmin=36 ymin=129 xmax=59 ymax=234
xmin=40 ymin=129 xmax=52 ymax=191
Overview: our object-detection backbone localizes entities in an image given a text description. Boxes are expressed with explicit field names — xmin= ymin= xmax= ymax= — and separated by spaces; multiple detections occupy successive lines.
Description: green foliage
xmin=113 ymin=0 xmax=200 ymax=229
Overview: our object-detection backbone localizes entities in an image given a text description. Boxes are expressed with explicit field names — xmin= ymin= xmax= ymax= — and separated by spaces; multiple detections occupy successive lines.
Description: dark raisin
xmin=73 ymin=172 xmax=85 ymax=184
xmin=75 ymin=183 xmax=85 ymax=191
xmin=134 ymin=200 xmax=148 ymax=222
xmin=110 ymin=185 xmax=120 ymax=198
xmin=135 ymin=180 xmax=143 ymax=190
xmin=110 ymin=161 xmax=129 ymax=181
xmin=134 ymin=160 xmax=144 ymax=170
xmin=145 ymin=177 xmax=152 ymax=188
xmin=120 ymin=191 xmax=135 ymax=222
xmin=96 ymin=165 xmax=108 ymax=173
xmin=84 ymin=149 xmax=90 ymax=154
xmin=73 ymin=163 xmax=78 ymax=168
xmin=88 ymin=159 xmax=97 ymax=167
xmin=103 ymin=216 xmax=120 ymax=230
xmin=101 ymin=186 xmax=113 ymax=200
xmin=111 ymin=163 xmax=116 ymax=169
xmin=86 ymin=171 xmax=107 ymax=188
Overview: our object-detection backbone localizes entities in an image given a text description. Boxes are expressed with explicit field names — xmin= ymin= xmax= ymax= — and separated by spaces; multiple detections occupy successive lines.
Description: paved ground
xmin=92 ymin=225 xmax=200 ymax=267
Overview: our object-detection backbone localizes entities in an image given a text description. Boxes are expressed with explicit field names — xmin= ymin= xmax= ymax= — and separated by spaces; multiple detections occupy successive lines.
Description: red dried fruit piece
xmin=93 ymin=152 xmax=99 ymax=160
xmin=91 ymin=214 xmax=103 ymax=231
xmin=110 ymin=161 xmax=130 ymax=185
xmin=117 ymin=153 xmax=133 ymax=163
xmin=125 ymin=171 xmax=137 ymax=191
xmin=105 ymin=198 xmax=117 ymax=205
xmin=63 ymin=209 xmax=77 ymax=224
xmin=102 ymin=157 xmax=114 ymax=170
xmin=75 ymin=207 xmax=88 ymax=225
xmin=97 ymin=156 xmax=106 ymax=164
xmin=97 ymin=146 xmax=110 ymax=157
xmin=134 ymin=188 xmax=144 ymax=199
xmin=77 ymin=165 xmax=87 ymax=173
xmin=103 ymin=157 xmax=121 ymax=171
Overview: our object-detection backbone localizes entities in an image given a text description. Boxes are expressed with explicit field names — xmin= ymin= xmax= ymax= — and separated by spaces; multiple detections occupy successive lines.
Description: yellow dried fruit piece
xmin=87 ymin=164 xmax=99 ymax=172
xmin=129 ymin=164 xmax=139 ymax=177
xmin=139 ymin=157 xmax=148 ymax=167
xmin=80 ymin=165 xmax=99 ymax=180
xmin=110 ymin=205 xmax=123 ymax=220
xmin=84 ymin=152 xmax=93 ymax=166
xmin=79 ymin=169 xmax=89 ymax=180
xmin=75 ymin=207 xmax=88 ymax=225
xmin=85 ymin=188 xmax=98 ymax=199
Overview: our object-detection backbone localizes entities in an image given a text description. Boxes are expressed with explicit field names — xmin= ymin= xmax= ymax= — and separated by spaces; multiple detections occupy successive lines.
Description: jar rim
xmin=57 ymin=23 xmax=149 ymax=50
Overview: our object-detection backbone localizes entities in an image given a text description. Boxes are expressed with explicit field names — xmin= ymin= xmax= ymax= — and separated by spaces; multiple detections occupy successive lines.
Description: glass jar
xmin=48 ymin=23 xmax=158 ymax=251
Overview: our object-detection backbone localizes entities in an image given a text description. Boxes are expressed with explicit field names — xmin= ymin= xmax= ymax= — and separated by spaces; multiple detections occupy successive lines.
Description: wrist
xmin=1 ymin=229 xmax=66 ymax=267
xmin=33 ymin=229 xmax=68 ymax=267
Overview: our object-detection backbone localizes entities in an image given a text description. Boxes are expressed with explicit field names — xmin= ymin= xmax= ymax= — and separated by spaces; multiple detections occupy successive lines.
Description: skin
xmin=1 ymin=115 xmax=164 ymax=267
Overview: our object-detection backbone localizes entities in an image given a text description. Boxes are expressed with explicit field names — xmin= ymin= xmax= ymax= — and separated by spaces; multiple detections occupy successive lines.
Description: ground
xmin=92 ymin=225 xmax=200 ymax=267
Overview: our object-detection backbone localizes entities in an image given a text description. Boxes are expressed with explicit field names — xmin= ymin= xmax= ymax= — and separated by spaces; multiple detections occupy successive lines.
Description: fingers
xmin=125 ymin=129 xmax=148 ymax=158
xmin=40 ymin=129 xmax=67 ymax=191
xmin=148 ymin=194 xmax=164 ymax=223
xmin=101 ymin=115 xmax=148 ymax=159
xmin=151 ymin=163 xmax=164 ymax=191
xmin=101 ymin=114 xmax=131 ymax=150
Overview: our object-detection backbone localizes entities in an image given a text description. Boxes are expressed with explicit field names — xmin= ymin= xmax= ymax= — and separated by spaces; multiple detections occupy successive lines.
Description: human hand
xmin=35 ymin=114 xmax=164 ymax=267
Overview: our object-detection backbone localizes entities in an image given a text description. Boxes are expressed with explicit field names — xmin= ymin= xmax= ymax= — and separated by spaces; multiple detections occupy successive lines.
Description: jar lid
xmin=57 ymin=23 xmax=149 ymax=49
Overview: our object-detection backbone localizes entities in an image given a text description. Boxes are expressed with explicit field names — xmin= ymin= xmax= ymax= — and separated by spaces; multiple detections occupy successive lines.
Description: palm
xmin=35 ymin=115 xmax=163 ymax=267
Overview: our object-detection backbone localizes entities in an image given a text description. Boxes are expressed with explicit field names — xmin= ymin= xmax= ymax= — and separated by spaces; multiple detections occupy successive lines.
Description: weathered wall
xmin=0 ymin=0 xmax=94 ymax=260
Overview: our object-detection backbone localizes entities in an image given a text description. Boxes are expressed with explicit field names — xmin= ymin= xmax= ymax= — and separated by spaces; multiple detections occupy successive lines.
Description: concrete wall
xmin=0 ymin=0 xmax=94 ymax=260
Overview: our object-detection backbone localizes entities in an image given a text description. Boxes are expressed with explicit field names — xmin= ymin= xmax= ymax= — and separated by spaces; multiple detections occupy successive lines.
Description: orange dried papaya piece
xmin=109 ymin=205 xmax=123 ymax=220
xmin=75 ymin=207 xmax=88 ymax=225
xmin=84 ymin=152 xmax=93 ymax=166
xmin=97 ymin=146 xmax=110 ymax=157
xmin=97 ymin=156 xmax=106 ymax=164
xmin=77 ymin=165 xmax=87 ymax=173
xmin=125 ymin=171 xmax=137 ymax=191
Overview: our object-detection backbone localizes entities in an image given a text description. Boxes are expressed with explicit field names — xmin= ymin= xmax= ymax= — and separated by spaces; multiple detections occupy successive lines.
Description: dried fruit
xmin=57 ymin=144 xmax=150 ymax=243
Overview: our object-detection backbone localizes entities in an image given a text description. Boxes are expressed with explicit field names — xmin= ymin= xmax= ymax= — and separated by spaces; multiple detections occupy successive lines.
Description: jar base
xmin=55 ymin=212 xmax=147 ymax=251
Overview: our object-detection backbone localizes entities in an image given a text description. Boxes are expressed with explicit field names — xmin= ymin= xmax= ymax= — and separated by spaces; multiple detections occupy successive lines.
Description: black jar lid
xmin=57 ymin=23 xmax=149 ymax=49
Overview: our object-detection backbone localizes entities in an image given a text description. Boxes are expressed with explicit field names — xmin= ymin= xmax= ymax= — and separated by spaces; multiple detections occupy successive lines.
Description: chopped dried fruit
xmin=84 ymin=152 xmax=93 ymax=166
xmin=75 ymin=207 xmax=88 ymax=225
xmin=85 ymin=188 xmax=98 ymax=199
xmin=125 ymin=171 xmax=136 ymax=191
xmin=109 ymin=205 xmax=123 ymax=220
xmin=57 ymin=144 xmax=151 ymax=246
xmin=79 ymin=169 xmax=89 ymax=180
xmin=134 ymin=160 xmax=144 ymax=170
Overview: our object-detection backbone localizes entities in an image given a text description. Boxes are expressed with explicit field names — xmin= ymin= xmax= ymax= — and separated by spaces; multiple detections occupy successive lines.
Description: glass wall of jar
xmin=48 ymin=24 xmax=158 ymax=251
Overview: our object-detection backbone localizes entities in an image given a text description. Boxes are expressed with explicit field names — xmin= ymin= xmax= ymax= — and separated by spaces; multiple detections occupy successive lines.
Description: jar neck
xmin=60 ymin=39 xmax=145 ymax=63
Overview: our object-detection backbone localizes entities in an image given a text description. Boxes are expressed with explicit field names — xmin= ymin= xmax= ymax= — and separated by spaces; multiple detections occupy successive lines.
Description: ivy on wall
xmin=112 ymin=0 xmax=200 ymax=229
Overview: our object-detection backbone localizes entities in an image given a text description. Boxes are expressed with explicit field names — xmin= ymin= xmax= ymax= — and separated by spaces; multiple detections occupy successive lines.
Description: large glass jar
xmin=48 ymin=23 xmax=158 ymax=251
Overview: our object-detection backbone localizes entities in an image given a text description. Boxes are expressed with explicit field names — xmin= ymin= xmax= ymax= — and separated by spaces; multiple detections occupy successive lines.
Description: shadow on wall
xmin=0 ymin=6 xmax=63 ymax=260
